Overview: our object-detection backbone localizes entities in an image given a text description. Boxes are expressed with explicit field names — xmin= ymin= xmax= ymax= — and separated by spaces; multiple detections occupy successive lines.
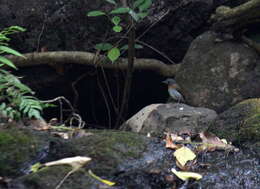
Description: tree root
xmin=6 ymin=51 xmax=180 ymax=77
xmin=211 ymin=0 xmax=260 ymax=32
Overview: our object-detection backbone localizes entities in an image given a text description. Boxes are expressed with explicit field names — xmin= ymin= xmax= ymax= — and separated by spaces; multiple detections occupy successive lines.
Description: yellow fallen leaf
xmin=173 ymin=146 xmax=196 ymax=166
xmin=171 ymin=168 xmax=202 ymax=181
xmin=88 ymin=170 xmax=116 ymax=186
xmin=30 ymin=162 xmax=42 ymax=173
xmin=44 ymin=156 xmax=91 ymax=170
xmin=43 ymin=156 xmax=92 ymax=189
xmin=221 ymin=139 xmax=228 ymax=144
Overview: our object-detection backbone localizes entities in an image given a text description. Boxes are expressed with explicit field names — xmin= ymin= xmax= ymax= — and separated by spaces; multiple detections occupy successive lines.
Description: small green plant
xmin=0 ymin=26 xmax=47 ymax=120
xmin=87 ymin=0 xmax=152 ymax=62
xmin=88 ymin=0 xmax=153 ymax=127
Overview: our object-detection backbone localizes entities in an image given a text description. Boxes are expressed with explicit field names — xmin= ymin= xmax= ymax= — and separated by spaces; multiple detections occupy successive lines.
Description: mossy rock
xmin=0 ymin=125 xmax=54 ymax=177
xmin=61 ymin=130 xmax=147 ymax=175
xmin=208 ymin=98 xmax=260 ymax=144
xmin=9 ymin=130 xmax=164 ymax=189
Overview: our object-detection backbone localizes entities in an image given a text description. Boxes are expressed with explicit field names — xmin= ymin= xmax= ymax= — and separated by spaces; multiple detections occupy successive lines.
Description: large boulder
xmin=121 ymin=103 xmax=217 ymax=136
xmin=176 ymin=31 xmax=260 ymax=112
xmin=208 ymin=98 xmax=260 ymax=144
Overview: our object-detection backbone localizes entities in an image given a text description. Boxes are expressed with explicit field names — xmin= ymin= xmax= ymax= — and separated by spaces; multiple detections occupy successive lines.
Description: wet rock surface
xmin=0 ymin=125 xmax=56 ymax=177
xmin=0 ymin=124 xmax=259 ymax=189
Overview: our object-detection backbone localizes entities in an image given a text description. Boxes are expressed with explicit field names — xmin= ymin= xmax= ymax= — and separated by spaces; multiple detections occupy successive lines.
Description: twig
xmin=136 ymin=39 xmax=176 ymax=64
xmin=71 ymin=73 xmax=88 ymax=107
xmin=97 ymin=75 xmax=112 ymax=128
xmin=55 ymin=169 xmax=74 ymax=189
xmin=36 ymin=21 xmax=46 ymax=52
xmin=65 ymin=113 xmax=85 ymax=128
xmin=41 ymin=96 xmax=76 ymax=123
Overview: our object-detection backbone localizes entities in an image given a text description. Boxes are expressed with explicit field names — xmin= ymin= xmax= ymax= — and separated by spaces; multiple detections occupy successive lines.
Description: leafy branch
xmin=88 ymin=0 xmax=153 ymax=127
xmin=0 ymin=26 xmax=49 ymax=120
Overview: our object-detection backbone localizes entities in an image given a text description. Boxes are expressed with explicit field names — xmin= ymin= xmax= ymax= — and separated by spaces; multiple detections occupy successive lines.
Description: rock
xmin=8 ymin=129 xmax=171 ymax=189
xmin=2 ymin=121 xmax=259 ymax=189
xmin=121 ymin=103 xmax=217 ymax=136
xmin=176 ymin=31 xmax=260 ymax=112
xmin=0 ymin=125 xmax=56 ymax=177
xmin=208 ymin=98 xmax=260 ymax=144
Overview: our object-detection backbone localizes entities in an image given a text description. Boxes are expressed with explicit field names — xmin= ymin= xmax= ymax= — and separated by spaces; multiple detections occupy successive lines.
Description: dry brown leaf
xmin=170 ymin=133 xmax=184 ymax=142
xmin=198 ymin=131 xmax=239 ymax=152
xmin=0 ymin=176 xmax=11 ymax=185
xmin=27 ymin=119 xmax=51 ymax=131
xmin=48 ymin=118 xmax=59 ymax=126
xmin=52 ymin=132 xmax=70 ymax=139
xmin=178 ymin=129 xmax=193 ymax=136
xmin=165 ymin=133 xmax=182 ymax=150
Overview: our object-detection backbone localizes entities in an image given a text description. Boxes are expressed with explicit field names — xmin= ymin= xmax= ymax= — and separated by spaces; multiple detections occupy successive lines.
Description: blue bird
xmin=162 ymin=78 xmax=185 ymax=103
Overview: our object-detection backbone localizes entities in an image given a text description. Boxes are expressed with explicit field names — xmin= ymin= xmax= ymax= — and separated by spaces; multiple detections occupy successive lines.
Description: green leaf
xmin=30 ymin=163 xmax=42 ymax=173
xmin=129 ymin=10 xmax=139 ymax=22
xmin=105 ymin=0 xmax=117 ymax=5
xmin=0 ymin=103 xmax=6 ymax=109
xmin=137 ymin=12 xmax=148 ymax=19
xmin=120 ymin=45 xmax=128 ymax=51
xmin=0 ymin=56 xmax=17 ymax=69
xmin=139 ymin=0 xmax=152 ymax=11
xmin=112 ymin=25 xmax=122 ymax=32
xmin=111 ymin=16 xmax=121 ymax=25
xmin=87 ymin=11 xmax=106 ymax=17
xmin=134 ymin=44 xmax=144 ymax=49
xmin=107 ymin=47 xmax=120 ymax=62
xmin=95 ymin=43 xmax=113 ymax=51
xmin=110 ymin=7 xmax=130 ymax=14
xmin=0 ymin=46 xmax=25 ymax=57
xmin=0 ymin=35 xmax=9 ymax=42
xmin=8 ymin=26 xmax=26 ymax=32
xmin=133 ymin=0 xmax=145 ymax=9
xmin=120 ymin=44 xmax=143 ymax=50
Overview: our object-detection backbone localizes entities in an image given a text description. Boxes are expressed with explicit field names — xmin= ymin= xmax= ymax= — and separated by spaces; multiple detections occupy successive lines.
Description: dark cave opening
xmin=16 ymin=64 xmax=169 ymax=129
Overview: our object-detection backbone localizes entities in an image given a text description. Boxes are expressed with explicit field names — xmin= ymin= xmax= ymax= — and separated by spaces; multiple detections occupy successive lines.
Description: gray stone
xmin=121 ymin=103 xmax=217 ymax=136
xmin=176 ymin=31 xmax=260 ymax=112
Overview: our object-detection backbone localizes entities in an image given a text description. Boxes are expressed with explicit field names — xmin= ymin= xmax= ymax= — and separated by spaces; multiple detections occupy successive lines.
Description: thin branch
xmin=136 ymin=39 xmax=176 ymax=64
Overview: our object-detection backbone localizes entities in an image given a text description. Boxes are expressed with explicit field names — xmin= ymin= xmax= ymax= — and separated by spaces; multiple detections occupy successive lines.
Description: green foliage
xmin=0 ymin=26 xmax=26 ymax=69
xmin=0 ymin=26 xmax=47 ymax=120
xmin=87 ymin=0 xmax=152 ymax=62
xmin=95 ymin=43 xmax=113 ymax=51
xmin=87 ymin=11 xmax=106 ymax=17
xmin=120 ymin=44 xmax=143 ymax=50
xmin=108 ymin=47 xmax=120 ymax=62
xmin=110 ymin=7 xmax=130 ymax=14
xmin=105 ymin=0 xmax=117 ymax=5
xmin=0 ymin=70 xmax=45 ymax=120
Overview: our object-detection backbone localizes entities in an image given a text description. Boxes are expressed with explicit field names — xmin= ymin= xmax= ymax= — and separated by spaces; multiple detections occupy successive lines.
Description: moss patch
xmin=0 ymin=126 xmax=50 ymax=177
xmin=56 ymin=130 xmax=148 ymax=175
xmin=240 ymin=114 xmax=260 ymax=141
xmin=209 ymin=98 xmax=260 ymax=144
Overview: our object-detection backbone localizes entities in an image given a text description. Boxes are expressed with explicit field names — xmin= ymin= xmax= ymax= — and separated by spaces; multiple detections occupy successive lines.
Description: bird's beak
xmin=162 ymin=80 xmax=167 ymax=84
